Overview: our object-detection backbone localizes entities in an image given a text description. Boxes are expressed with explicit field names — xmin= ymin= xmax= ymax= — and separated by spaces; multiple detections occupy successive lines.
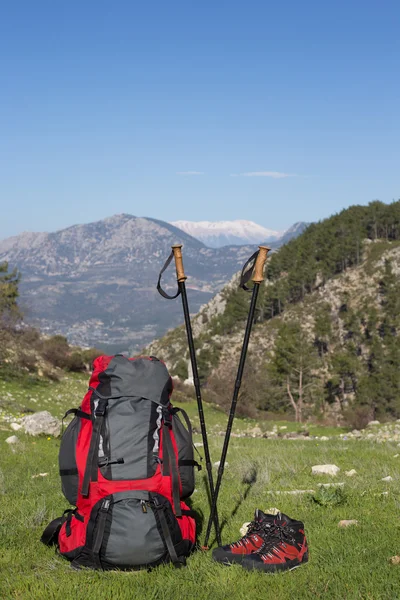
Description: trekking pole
xmin=157 ymin=245 xmax=222 ymax=547
xmin=203 ymin=245 xmax=270 ymax=548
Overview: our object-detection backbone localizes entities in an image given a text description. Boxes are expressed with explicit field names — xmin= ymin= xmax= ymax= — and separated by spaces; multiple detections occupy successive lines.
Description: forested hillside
xmin=147 ymin=200 xmax=400 ymax=426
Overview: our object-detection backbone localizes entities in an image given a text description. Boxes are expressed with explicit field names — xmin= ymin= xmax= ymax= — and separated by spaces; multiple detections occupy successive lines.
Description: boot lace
xmin=257 ymin=523 xmax=297 ymax=555
xmin=232 ymin=519 xmax=272 ymax=548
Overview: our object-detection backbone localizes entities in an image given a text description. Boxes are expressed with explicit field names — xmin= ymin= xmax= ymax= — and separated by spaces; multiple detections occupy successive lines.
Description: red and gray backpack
xmin=41 ymin=354 xmax=199 ymax=570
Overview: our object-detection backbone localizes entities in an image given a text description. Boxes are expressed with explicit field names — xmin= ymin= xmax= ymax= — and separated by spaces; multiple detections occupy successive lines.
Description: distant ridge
xmin=0 ymin=214 xmax=253 ymax=352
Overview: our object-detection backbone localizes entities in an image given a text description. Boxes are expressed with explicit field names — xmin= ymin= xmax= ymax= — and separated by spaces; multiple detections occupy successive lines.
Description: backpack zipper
xmin=98 ymin=457 xmax=124 ymax=468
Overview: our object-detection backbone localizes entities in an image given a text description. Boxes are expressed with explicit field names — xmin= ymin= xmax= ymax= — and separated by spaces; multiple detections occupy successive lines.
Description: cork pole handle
xmin=171 ymin=245 xmax=187 ymax=282
xmin=252 ymin=246 xmax=270 ymax=283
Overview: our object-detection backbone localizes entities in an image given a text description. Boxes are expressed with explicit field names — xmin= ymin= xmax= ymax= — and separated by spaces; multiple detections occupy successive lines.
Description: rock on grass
xmin=21 ymin=411 xmax=61 ymax=437
xmin=5 ymin=435 xmax=18 ymax=445
xmin=339 ymin=520 xmax=359 ymax=528
xmin=318 ymin=482 xmax=345 ymax=488
xmin=312 ymin=464 xmax=340 ymax=476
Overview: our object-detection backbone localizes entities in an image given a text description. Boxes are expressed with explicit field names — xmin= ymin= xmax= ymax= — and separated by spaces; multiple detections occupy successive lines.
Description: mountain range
xmin=171 ymin=220 xmax=308 ymax=248
xmin=0 ymin=215 xmax=307 ymax=352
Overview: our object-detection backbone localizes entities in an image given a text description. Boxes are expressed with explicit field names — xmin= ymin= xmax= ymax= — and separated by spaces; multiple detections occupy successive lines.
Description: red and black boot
xmin=212 ymin=509 xmax=276 ymax=565
xmin=241 ymin=513 xmax=308 ymax=573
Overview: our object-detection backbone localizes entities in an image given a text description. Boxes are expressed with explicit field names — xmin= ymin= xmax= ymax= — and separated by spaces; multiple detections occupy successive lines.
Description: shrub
xmin=172 ymin=359 xmax=188 ymax=381
xmin=19 ymin=327 xmax=41 ymax=346
xmin=311 ymin=486 xmax=347 ymax=507
xmin=65 ymin=352 xmax=86 ymax=372
xmin=40 ymin=335 xmax=70 ymax=369
xmin=81 ymin=348 xmax=103 ymax=368
xmin=343 ymin=404 xmax=373 ymax=430
xmin=17 ymin=351 xmax=37 ymax=372
xmin=206 ymin=358 xmax=262 ymax=419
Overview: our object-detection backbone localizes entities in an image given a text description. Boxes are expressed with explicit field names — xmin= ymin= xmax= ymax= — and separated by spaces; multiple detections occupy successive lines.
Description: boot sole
xmin=242 ymin=552 xmax=309 ymax=573
xmin=212 ymin=548 xmax=248 ymax=566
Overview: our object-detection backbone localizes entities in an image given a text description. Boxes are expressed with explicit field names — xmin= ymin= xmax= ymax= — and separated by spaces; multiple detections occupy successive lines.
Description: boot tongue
xmin=274 ymin=512 xmax=292 ymax=525
xmin=254 ymin=508 xmax=266 ymax=522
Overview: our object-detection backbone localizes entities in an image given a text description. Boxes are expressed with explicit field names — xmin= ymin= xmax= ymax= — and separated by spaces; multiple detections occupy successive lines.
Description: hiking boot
xmin=241 ymin=513 xmax=308 ymax=573
xmin=212 ymin=509 xmax=276 ymax=565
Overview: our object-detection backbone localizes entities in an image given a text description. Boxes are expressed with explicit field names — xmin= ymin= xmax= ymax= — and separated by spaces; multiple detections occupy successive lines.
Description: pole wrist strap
xmin=239 ymin=249 xmax=260 ymax=291
xmin=157 ymin=251 xmax=181 ymax=299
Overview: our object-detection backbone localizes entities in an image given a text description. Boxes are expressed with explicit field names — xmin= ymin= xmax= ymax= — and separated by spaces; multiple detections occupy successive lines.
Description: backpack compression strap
xmin=157 ymin=250 xmax=181 ymax=299
xmin=61 ymin=408 xmax=92 ymax=434
xmin=62 ymin=408 xmax=92 ymax=421
xmin=152 ymin=497 xmax=186 ymax=568
xmin=81 ymin=397 xmax=108 ymax=497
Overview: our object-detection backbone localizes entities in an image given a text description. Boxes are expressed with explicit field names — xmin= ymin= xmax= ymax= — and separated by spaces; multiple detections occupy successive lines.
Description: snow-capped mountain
xmin=170 ymin=220 xmax=284 ymax=248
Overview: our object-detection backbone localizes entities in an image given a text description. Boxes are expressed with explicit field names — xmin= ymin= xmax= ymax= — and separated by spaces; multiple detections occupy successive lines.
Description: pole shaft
xmin=179 ymin=281 xmax=222 ymax=546
xmin=204 ymin=283 xmax=260 ymax=547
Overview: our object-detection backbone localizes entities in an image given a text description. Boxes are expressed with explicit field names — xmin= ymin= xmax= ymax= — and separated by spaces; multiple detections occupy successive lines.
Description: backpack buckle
xmin=95 ymin=399 xmax=107 ymax=417
xmin=162 ymin=407 xmax=173 ymax=428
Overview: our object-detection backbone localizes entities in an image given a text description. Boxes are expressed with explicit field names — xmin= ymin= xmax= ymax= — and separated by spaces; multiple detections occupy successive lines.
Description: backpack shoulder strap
xmin=172 ymin=407 xmax=203 ymax=465
xmin=172 ymin=407 xmax=192 ymax=434
xmin=162 ymin=410 xmax=181 ymax=517
xmin=41 ymin=515 xmax=66 ymax=546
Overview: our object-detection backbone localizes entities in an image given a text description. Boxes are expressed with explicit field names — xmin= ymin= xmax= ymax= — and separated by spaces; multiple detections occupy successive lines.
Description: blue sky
xmin=1 ymin=0 xmax=399 ymax=239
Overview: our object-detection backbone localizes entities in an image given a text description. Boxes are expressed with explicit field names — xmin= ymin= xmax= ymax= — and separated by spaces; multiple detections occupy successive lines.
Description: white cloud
xmin=176 ymin=171 xmax=204 ymax=176
xmin=232 ymin=171 xmax=295 ymax=178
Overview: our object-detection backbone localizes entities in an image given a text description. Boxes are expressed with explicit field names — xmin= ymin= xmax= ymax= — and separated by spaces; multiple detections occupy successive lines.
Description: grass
xmin=1 ymin=376 xmax=400 ymax=599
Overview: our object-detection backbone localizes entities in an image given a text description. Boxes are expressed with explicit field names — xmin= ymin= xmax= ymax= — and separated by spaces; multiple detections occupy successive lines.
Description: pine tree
xmin=329 ymin=348 xmax=360 ymax=409
xmin=314 ymin=302 xmax=332 ymax=356
xmin=0 ymin=262 xmax=22 ymax=327
xmin=267 ymin=320 xmax=321 ymax=422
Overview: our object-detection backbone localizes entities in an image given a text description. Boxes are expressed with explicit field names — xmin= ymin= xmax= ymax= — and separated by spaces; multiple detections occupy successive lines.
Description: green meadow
xmin=1 ymin=375 xmax=399 ymax=599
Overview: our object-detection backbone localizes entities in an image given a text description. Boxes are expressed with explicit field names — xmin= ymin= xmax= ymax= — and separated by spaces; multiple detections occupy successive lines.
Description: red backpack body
xmin=42 ymin=355 xmax=197 ymax=570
